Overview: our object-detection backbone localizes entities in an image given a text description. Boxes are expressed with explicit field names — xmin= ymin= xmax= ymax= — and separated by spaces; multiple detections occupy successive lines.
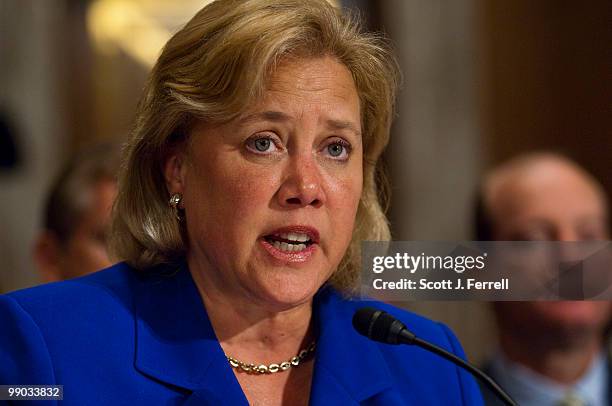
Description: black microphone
xmin=353 ymin=307 xmax=517 ymax=406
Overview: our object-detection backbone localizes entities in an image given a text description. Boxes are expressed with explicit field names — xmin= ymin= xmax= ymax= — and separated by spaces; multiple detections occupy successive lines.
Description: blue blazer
xmin=0 ymin=262 xmax=483 ymax=405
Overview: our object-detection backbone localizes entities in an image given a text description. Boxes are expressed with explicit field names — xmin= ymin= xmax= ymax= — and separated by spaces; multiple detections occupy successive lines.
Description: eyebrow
xmin=238 ymin=110 xmax=361 ymax=137
xmin=238 ymin=111 xmax=291 ymax=125
xmin=325 ymin=119 xmax=361 ymax=138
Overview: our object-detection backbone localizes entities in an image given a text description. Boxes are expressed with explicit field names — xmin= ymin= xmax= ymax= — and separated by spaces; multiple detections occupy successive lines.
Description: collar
xmin=490 ymin=349 xmax=607 ymax=406
xmin=133 ymin=264 xmax=393 ymax=405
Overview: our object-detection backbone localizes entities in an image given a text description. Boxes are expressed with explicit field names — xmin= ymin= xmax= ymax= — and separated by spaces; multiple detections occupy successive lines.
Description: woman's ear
xmin=163 ymin=152 xmax=187 ymax=195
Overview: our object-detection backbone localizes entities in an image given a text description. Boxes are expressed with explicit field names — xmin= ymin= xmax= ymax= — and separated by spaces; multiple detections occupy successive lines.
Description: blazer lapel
xmin=133 ymin=264 xmax=248 ymax=405
xmin=310 ymin=287 xmax=394 ymax=405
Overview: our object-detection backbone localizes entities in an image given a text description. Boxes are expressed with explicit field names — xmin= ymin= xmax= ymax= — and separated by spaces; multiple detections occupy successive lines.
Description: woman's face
xmin=166 ymin=56 xmax=363 ymax=309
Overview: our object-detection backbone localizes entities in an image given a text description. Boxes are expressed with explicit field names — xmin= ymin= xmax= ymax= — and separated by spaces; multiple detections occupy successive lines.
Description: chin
xmin=244 ymin=248 xmax=335 ymax=309
xmin=249 ymin=270 xmax=327 ymax=311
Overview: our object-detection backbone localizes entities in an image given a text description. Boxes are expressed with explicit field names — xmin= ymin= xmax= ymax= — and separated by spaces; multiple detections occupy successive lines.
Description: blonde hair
xmin=110 ymin=0 xmax=400 ymax=291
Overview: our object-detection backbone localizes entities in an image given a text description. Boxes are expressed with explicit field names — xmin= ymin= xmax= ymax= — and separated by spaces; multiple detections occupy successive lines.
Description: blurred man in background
xmin=476 ymin=152 xmax=611 ymax=406
xmin=34 ymin=143 xmax=120 ymax=282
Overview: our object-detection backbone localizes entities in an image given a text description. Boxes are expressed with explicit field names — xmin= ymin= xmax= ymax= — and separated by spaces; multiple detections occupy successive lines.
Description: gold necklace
xmin=226 ymin=341 xmax=316 ymax=374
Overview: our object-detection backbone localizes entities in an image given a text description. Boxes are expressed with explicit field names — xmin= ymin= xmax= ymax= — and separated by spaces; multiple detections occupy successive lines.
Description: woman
xmin=0 ymin=1 xmax=483 ymax=404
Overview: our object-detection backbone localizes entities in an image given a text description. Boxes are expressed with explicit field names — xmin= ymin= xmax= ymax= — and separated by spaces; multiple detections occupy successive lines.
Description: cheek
xmin=185 ymin=159 xmax=280 ymax=241
xmin=210 ymin=162 xmax=278 ymax=218
xmin=331 ymin=181 xmax=361 ymax=221
xmin=325 ymin=167 xmax=363 ymax=240
xmin=231 ymin=168 xmax=277 ymax=216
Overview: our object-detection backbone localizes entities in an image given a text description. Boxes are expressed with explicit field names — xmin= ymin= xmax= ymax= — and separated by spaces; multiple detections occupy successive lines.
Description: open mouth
xmin=264 ymin=232 xmax=315 ymax=252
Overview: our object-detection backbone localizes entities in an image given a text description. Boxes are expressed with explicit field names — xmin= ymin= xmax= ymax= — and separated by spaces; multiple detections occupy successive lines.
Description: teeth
xmin=278 ymin=232 xmax=310 ymax=242
xmin=271 ymin=241 xmax=307 ymax=252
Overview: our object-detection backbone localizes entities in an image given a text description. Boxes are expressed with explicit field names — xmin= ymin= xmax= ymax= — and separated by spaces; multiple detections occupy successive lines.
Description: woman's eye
xmin=246 ymin=135 xmax=279 ymax=154
xmin=328 ymin=144 xmax=343 ymax=157
xmin=324 ymin=140 xmax=351 ymax=160
xmin=255 ymin=138 xmax=271 ymax=152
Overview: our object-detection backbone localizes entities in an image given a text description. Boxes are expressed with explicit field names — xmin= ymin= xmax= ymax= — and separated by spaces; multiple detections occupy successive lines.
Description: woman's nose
xmin=277 ymin=155 xmax=325 ymax=209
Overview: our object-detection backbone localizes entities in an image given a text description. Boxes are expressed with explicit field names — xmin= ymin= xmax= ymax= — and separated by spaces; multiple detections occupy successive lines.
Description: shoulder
xmin=5 ymin=262 xmax=137 ymax=322
xmin=8 ymin=262 xmax=136 ymax=302
xmin=0 ymin=263 xmax=140 ymax=388
xmin=0 ymin=263 xmax=150 ymax=385
xmin=0 ymin=262 xmax=139 ymax=360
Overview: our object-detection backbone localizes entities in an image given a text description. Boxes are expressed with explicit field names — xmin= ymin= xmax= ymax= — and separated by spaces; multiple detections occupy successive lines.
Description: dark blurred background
xmin=0 ymin=0 xmax=610 ymax=363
